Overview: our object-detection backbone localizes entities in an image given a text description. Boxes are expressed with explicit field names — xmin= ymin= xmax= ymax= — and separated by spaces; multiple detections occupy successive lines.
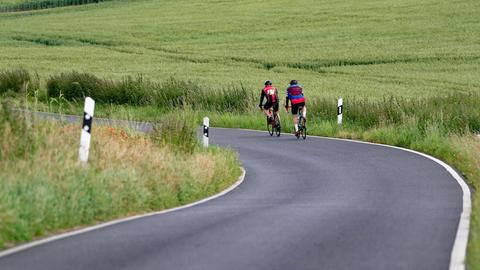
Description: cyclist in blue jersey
xmin=285 ymin=80 xmax=306 ymax=136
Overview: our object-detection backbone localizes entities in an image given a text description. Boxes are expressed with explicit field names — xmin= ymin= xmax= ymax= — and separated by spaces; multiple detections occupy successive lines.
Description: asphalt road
xmin=0 ymin=127 xmax=463 ymax=270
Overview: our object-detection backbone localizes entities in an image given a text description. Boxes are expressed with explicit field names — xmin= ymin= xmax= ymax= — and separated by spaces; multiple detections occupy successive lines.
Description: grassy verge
xmin=0 ymin=101 xmax=241 ymax=249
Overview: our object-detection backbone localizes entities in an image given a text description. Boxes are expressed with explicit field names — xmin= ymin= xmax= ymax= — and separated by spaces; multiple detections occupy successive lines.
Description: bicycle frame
xmin=266 ymin=107 xmax=281 ymax=137
xmin=285 ymin=105 xmax=306 ymax=139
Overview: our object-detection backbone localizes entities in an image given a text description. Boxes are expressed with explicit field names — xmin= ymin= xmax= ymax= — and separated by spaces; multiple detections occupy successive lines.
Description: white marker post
xmin=203 ymin=117 xmax=209 ymax=148
xmin=79 ymin=97 xmax=95 ymax=164
xmin=337 ymin=98 xmax=343 ymax=125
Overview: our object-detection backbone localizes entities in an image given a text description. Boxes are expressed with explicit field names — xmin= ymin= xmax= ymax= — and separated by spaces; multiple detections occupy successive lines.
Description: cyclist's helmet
xmin=290 ymin=80 xmax=298 ymax=85
xmin=264 ymin=80 xmax=272 ymax=86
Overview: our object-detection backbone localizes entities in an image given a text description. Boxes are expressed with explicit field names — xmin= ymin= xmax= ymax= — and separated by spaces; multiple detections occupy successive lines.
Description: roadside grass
xmin=13 ymin=68 xmax=476 ymax=135
xmin=452 ymin=136 xmax=480 ymax=267
xmin=0 ymin=101 xmax=241 ymax=249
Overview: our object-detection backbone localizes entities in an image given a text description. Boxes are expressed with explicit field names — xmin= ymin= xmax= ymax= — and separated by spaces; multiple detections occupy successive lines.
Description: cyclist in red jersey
xmin=285 ymin=80 xmax=306 ymax=136
xmin=259 ymin=80 xmax=280 ymax=123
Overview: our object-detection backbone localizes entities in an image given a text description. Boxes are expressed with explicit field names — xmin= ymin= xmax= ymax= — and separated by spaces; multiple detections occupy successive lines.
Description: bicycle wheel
xmin=274 ymin=114 xmax=281 ymax=137
xmin=267 ymin=118 xmax=274 ymax=136
xmin=296 ymin=116 xmax=303 ymax=139
xmin=301 ymin=117 xmax=307 ymax=140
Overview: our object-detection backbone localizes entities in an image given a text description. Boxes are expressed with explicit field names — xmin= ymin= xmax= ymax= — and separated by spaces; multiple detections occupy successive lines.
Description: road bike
xmin=285 ymin=106 xmax=306 ymax=139
xmin=296 ymin=106 xmax=306 ymax=140
xmin=266 ymin=109 xmax=281 ymax=137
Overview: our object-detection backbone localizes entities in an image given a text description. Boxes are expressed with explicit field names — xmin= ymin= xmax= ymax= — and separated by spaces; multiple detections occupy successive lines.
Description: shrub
xmin=153 ymin=78 xmax=197 ymax=108
xmin=113 ymin=75 xmax=151 ymax=105
xmin=0 ymin=68 xmax=39 ymax=95
xmin=45 ymin=71 xmax=256 ymax=112
xmin=47 ymin=71 xmax=100 ymax=101
xmin=219 ymin=84 xmax=253 ymax=112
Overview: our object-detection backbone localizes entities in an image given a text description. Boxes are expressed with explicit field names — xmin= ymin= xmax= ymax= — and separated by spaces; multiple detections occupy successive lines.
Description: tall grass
xmin=0 ymin=101 xmax=241 ymax=249
xmin=151 ymin=111 xmax=198 ymax=154
xmin=0 ymin=0 xmax=109 ymax=12
xmin=0 ymin=68 xmax=39 ymax=96
xmin=45 ymin=71 xmax=254 ymax=112
xmin=7 ymin=69 xmax=478 ymax=146
xmin=307 ymin=93 xmax=480 ymax=134
xmin=46 ymin=72 xmax=151 ymax=105
xmin=0 ymin=100 xmax=38 ymax=160
xmin=42 ymin=70 xmax=480 ymax=139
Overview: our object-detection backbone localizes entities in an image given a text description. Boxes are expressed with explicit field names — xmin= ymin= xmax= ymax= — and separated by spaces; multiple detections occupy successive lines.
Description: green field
xmin=0 ymin=0 xmax=26 ymax=5
xmin=1 ymin=0 xmax=480 ymax=268
xmin=0 ymin=0 xmax=108 ymax=12
xmin=0 ymin=0 xmax=479 ymax=98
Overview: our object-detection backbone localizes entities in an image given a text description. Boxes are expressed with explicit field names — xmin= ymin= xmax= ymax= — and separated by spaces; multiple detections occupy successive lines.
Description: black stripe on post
xmin=203 ymin=125 xmax=209 ymax=137
xmin=337 ymin=105 xmax=343 ymax=115
xmin=82 ymin=112 xmax=93 ymax=134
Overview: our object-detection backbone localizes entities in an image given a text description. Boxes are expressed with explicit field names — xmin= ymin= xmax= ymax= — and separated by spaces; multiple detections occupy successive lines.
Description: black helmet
xmin=290 ymin=80 xmax=298 ymax=85
xmin=264 ymin=80 xmax=272 ymax=86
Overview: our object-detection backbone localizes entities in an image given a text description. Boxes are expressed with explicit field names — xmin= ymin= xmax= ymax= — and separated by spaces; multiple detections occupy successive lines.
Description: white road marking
xmin=320 ymin=136 xmax=470 ymax=270
xmin=216 ymin=127 xmax=471 ymax=270
xmin=0 ymin=168 xmax=246 ymax=258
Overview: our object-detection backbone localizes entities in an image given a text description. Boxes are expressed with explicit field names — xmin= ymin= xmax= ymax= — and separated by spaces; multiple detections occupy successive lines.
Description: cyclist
xmin=285 ymin=79 xmax=306 ymax=136
xmin=259 ymin=80 xmax=280 ymax=123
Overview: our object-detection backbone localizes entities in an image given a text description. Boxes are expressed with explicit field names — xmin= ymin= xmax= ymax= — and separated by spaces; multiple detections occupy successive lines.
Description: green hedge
xmin=0 ymin=68 xmax=39 ymax=95
xmin=46 ymin=71 xmax=254 ymax=112
xmin=0 ymin=0 xmax=108 ymax=12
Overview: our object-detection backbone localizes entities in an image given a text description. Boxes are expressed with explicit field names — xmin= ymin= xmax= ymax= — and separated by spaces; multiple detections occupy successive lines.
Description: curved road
xmin=0 ymin=128 xmax=464 ymax=270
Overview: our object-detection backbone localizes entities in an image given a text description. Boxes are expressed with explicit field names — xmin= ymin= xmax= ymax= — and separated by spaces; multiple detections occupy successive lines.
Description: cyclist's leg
xmin=291 ymin=103 xmax=300 ymax=132
xmin=263 ymin=108 xmax=272 ymax=117
xmin=273 ymin=103 xmax=280 ymax=121
xmin=263 ymin=103 xmax=273 ymax=118
xmin=302 ymin=105 xmax=307 ymax=119
xmin=293 ymin=114 xmax=299 ymax=131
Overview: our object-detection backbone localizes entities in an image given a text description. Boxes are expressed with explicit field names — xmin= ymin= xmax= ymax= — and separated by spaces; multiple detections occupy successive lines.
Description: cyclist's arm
xmin=259 ymin=90 xmax=266 ymax=107
xmin=285 ymin=95 xmax=290 ymax=108
xmin=275 ymin=88 xmax=280 ymax=105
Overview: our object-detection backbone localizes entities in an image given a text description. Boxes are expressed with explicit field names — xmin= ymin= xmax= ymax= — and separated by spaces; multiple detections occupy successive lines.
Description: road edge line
xmin=10 ymin=112 xmax=471 ymax=268
xmin=213 ymin=127 xmax=471 ymax=270
xmin=0 ymin=167 xmax=246 ymax=258
xmin=319 ymin=137 xmax=471 ymax=270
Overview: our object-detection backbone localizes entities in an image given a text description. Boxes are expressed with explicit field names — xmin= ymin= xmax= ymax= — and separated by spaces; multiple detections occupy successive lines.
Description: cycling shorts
xmin=264 ymin=102 xmax=279 ymax=112
xmin=291 ymin=102 xmax=305 ymax=115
